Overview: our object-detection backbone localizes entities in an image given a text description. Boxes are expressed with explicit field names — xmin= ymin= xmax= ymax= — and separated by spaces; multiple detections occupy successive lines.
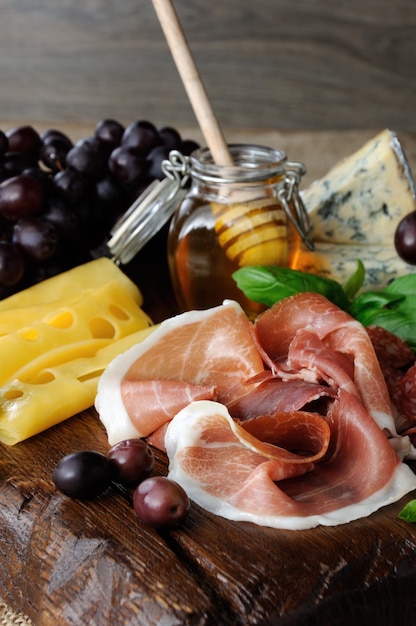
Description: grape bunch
xmin=53 ymin=438 xmax=190 ymax=529
xmin=0 ymin=121 xmax=199 ymax=299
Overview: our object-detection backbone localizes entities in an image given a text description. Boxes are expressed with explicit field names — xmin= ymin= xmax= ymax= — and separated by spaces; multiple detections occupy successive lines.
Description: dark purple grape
xmin=108 ymin=146 xmax=146 ymax=184
xmin=40 ymin=128 xmax=72 ymax=145
xmin=146 ymin=145 xmax=170 ymax=180
xmin=40 ymin=136 xmax=73 ymax=171
xmin=180 ymin=139 xmax=200 ymax=156
xmin=13 ymin=217 xmax=58 ymax=260
xmin=66 ymin=137 xmax=107 ymax=180
xmin=95 ymin=175 xmax=125 ymax=209
xmin=0 ymin=174 xmax=45 ymax=220
xmin=0 ymin=241 xmax=26 ymax=286
xmin=158 ymin=126 xmax=182 ymax=149
xmin=6 ymin=125 xmax=41 ymax=159
xmin=52 ymin=450 xmax=112 ymax=500
xmin=122 ymin=120 xmax=162 ymax=154
xmin=1 ymin=152 xmax=38 ymax=177
xmin=94 ymin=119 xmax=125 ymax=151
xmin=42 ymin=195 xmax=78 ymax=240
xmin=132 ymin=476 xmax=190 ymax=529
xmin=395 ymin=211 xmax=416 ymax=265
xmin=0 ymin=130 xmax=9 ymax=156
xmin=53 ymin=168 xmax=93 ymax=204
xmin=108 ymin=439 xmax=154 ymax=487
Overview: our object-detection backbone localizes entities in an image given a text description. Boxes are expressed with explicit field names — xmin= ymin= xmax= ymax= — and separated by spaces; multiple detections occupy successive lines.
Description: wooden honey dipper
xmin=152 ymin=0 xmax=296 ymax=267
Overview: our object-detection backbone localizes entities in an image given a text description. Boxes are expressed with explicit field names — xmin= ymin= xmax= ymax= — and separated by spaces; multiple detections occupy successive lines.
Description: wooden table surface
xmin=1 ymin=125 xmax=416 ymax=626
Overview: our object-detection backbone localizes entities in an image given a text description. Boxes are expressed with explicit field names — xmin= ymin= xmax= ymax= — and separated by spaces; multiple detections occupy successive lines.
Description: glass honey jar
xmin=167 ymin=144 xmax=312 ymax=316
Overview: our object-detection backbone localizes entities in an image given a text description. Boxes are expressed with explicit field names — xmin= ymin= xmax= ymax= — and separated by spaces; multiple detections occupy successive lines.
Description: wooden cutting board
xmin=1 ymin=128 xmax=416 ymax=625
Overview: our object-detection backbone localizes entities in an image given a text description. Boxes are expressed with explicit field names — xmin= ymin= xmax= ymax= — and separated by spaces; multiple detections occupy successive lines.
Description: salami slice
xmin=366 ymin=325 xmax=415 ymax=369
xmin=392 ymin=363 xmax=416 ymax=432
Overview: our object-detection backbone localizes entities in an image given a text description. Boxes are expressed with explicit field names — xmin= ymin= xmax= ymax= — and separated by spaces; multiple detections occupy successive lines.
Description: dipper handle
xmin=152 ymin=0 xmax=234 ymax=166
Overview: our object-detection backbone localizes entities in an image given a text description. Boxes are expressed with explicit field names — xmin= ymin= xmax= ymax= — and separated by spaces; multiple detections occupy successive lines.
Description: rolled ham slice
xmin=166 ymin=398 xmax=416 ymax=530
xmin=254 ymin=293 xmax=398 ymax=436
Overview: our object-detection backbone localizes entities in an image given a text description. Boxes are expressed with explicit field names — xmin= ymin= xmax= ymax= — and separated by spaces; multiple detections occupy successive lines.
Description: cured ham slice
xmin=228 ymin=377 xmax=336 ymax=422
xmin=121 ymin=379 xmax=217 ymax=436
xmin=254 ymin=293 xmax=397 ymax=435
xmin=96 ymin=300 xmax=265 ymax=444
xmin=166 ymin=399 xmax=416 ymax=530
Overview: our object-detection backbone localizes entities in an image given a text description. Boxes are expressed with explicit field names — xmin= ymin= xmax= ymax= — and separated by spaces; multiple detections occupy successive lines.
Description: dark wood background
xmin=1 ymin=0 xmax=415 ymax=132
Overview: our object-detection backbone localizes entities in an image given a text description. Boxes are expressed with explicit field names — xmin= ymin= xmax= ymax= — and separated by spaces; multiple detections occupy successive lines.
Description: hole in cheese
xmin=17 ymin=327 xmax=39 ymax=341
xmin=28 ymin=370 xmax=55 ymax=384
xmin=108 ymin=304 xmax=131 ymax=321
xmin=45 ymin=310 xmax=74 ymax=329
xmin=89 ymin=317 xmax=116 ymax=339
xmin=77 ymin=368 xmax=105 ymax=383
xmin=4 ymin=389 xmax=24 ymax=400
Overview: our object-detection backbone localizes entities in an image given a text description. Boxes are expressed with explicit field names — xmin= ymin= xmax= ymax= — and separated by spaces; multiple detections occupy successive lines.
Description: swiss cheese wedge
xmin=0 ymin=258 xmax=153 ymax=445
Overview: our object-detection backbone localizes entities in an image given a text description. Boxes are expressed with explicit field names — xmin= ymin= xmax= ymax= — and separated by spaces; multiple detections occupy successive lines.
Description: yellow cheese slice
xmin=0 ymin=256 xmax=142 ymax=311
xmin=0 ymin=280 xmax=152 ymax=386
xmin=0 ymin=325 xmax=158 ymax=445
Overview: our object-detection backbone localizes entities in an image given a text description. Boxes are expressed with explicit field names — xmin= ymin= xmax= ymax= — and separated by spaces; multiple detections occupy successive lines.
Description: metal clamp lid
xmin=279 ymin=161 xmax=314 ymax=250
xmin=107 ymin=150 xmax=190 ymax=265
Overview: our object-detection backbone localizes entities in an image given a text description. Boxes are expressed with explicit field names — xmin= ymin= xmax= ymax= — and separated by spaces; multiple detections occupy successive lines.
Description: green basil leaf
xmin=398 ymin=499 xmax=416 ymax=523
xmin=364 ymin=305 xmax=416 ymax=351
xmin=232 ymin=265 xmax=350 ymax=310
xmin=348 ymin=291 xmax=405 ymax=325
xmin=342 ymin=259 xmax=366 ymax=301
xmin=385 ymin=274 xmax=416 ymax=296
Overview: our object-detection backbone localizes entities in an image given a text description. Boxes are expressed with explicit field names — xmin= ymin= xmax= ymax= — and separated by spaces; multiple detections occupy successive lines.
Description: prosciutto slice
xmin=255 ymin=293 xmax=397 ymax=435
xmin=228 ymin=377 xmax=336 ymax=421
xmin=166 ymin=397 xmax=416 ymax=529
xmin=96 ymin=300 xmax=265 ymax=444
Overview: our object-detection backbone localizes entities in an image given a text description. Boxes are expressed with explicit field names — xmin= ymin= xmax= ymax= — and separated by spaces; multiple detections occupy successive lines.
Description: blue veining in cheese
xmin=301 ymin=129 xmax=416 ymax=246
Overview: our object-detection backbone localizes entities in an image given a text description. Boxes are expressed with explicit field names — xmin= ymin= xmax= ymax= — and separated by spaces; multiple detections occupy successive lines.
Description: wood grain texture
xmin=0 ymin=0 xmax=415 ymax=131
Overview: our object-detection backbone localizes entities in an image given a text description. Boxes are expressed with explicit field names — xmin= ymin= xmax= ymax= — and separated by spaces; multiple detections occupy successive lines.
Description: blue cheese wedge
xmin=301 ymin=129 xmax=416 ymax=246
xmin=291 ymin=129 xmax=416 ymax=289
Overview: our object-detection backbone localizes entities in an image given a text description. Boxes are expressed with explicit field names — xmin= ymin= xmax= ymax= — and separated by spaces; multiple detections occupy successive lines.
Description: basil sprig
xmin=233 ymin=263 xmax=416 ymax=351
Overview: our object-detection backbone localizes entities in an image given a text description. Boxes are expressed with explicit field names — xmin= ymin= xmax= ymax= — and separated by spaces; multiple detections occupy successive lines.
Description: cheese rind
xmin=301 ymin=129 xmax=416 ymax=246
